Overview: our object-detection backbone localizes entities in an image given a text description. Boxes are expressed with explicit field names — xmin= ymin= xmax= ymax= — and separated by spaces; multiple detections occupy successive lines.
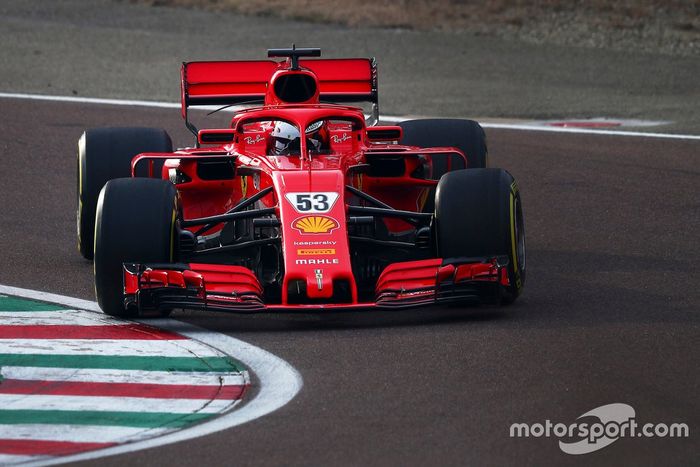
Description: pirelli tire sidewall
xmin=434 ymin=168 xmax=525 ymax=304
xmin=501 ymin=177 xmax=525 ymax=303
xmin=94 ymin=178 xmax=178 ymax=317
xmin=77 ymin=127 xmax=173 ymax=260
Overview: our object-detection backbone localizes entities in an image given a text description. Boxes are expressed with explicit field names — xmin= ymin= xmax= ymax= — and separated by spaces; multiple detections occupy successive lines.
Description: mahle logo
xmin=295 ymin=258 xmax=339 ymax=265
xmin=510 ymin=403 xmax=689 ymax=455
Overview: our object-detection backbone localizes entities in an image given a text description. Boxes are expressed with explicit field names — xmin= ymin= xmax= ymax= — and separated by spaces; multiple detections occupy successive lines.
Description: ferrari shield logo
xmin=292 ymin=215 xmax=340 ymax=234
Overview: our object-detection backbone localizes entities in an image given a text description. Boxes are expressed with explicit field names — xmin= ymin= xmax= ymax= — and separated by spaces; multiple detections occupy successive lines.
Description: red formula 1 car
xmin=77 ymin=47 xmax=525 ymax=317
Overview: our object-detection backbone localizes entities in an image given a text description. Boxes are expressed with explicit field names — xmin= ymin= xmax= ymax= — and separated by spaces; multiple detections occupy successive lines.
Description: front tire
xmin=94 ymin=178 xmax=177 ymax=317
xmin=434 ymin=168 xmax=525 ymax=304
xmin=78 ymin=127 xmax=172 ymax=259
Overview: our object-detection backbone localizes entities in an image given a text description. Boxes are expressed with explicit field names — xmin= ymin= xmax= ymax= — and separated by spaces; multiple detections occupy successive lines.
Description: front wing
xmin=123 ymin=257 xmax=512 ymax=313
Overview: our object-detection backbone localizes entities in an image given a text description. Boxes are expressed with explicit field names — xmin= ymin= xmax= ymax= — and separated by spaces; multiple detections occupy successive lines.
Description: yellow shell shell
xmin=294 ymin=216 xmax=338 ymax=234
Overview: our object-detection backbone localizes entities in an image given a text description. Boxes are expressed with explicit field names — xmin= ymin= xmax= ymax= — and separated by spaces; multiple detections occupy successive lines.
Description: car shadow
xmin=173 ymin=303 xmax=512 ymax=334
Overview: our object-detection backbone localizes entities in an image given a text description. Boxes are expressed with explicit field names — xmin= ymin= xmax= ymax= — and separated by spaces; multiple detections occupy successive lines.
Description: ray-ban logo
xmin=331 ymin=133 xmax=351 ymax=144
xmin=510 ymin=403 xmax=689 ymax=455
xmin=244 ymin=134 xmax=265 ymax=144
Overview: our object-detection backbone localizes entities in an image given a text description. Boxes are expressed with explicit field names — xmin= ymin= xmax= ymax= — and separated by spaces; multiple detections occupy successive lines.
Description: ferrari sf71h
xmin=77 ymin=46 xmax=526 ymax=317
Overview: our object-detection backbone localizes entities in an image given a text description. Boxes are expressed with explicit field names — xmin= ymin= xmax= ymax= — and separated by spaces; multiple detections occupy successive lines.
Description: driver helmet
xmin=270 ymin=120 xmax=328 ymax=155
xmin=270 ymin=121 xmax=301 ymax=156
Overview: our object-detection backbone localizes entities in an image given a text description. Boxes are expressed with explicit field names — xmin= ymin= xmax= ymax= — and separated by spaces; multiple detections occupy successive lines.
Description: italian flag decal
xmin=0 ymin=294 xmax=249 ymax=465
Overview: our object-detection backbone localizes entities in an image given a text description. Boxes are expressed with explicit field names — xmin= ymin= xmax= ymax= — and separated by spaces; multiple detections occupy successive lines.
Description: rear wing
xmin=181 ymin=58 xmax=378 ymax=128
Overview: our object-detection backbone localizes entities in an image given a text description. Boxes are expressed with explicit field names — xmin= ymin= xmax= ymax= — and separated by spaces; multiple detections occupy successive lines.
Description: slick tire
xmin=399 ymin=118 xmax=488 ymax=172
xmin=94 ymin=178 xmax=177 ymax=318
xmin=399 ymin=119 xmax=488 ymax=212
xmin=434 ymin=168 xmax=525 ymax=304
xmin=77 ymin=127 xmax=172 ymax=260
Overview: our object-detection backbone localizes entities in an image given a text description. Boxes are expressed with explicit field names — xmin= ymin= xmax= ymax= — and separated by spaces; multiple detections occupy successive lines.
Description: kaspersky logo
xmin=292 ymin=215 xmax=340 ymax=234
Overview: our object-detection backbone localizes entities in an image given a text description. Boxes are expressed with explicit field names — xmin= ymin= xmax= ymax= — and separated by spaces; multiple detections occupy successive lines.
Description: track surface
xmin=0 ymin=98 xmax=697 ymax=466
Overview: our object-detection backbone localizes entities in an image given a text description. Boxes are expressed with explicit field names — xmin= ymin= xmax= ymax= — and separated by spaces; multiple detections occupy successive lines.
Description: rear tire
xmin=399 ymin=118 xmax=488 ymax=172
xmin=77 ymin=127 xmax=172 ymax=260
xmin=434 ymin=168 xmax=525 ymax=303
xmin=94 ymin=178 xmax=177 ymax=317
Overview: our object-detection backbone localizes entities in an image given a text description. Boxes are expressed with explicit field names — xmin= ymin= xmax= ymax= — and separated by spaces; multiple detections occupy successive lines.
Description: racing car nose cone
xmin=274 ymin=170 xmax=356 ymax=304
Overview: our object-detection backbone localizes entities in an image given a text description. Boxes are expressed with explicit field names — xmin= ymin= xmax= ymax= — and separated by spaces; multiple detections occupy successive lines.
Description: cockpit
xmin=235 ymin=110 xmax=364 ymax=158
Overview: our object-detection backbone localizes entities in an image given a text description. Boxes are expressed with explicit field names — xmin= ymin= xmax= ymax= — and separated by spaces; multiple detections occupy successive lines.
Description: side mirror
xmin=198 ymin=129 xmax=236 ymax=145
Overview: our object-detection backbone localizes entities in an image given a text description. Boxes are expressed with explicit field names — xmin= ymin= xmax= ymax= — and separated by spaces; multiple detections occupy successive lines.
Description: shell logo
xmin=292 ymin=215 xmax=340 ymax=234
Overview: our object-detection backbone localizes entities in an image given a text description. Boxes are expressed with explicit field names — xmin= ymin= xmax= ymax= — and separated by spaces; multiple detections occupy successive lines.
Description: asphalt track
xmin=0 ymin=97 xmax=697 ymax=466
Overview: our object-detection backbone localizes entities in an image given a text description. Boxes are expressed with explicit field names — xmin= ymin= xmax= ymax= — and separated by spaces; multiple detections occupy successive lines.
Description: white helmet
xmin=270 ymin=120 xmax=327 ymax=156
xmin=271 ymin=121 xmax=301 ymax=155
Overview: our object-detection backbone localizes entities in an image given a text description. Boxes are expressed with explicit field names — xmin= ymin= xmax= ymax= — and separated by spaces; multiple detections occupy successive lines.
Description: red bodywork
xmin=122 ymin=50 xmax=510 ymax=313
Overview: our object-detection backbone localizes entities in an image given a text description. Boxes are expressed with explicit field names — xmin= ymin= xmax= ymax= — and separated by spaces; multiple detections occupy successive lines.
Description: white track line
xmin=459 ymin=121 xmax=700 ymax=140
xmin=0 ymin=455 xmax=36 ymax=465
xmin=2 ymin=367 xmax=246 ymax=386
xmin=0 ymin=286 xmax=101 ymax=312
xmin=0 ymin=284 xmax=303 ymax=467
xmin=0 ymin=394 xmax=238 ymax=414
xmin=1 ymin=91 xmax=698 ymax=141
xmin=0 ymin=338 xmax=226 ymax=358
xmin=0 ymin=92 xmax=179 ymax=109
xmin=0 ymin=424 xmax=169 ymax=444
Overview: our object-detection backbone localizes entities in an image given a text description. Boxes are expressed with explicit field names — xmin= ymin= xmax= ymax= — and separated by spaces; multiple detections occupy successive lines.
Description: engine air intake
xmin=273 ymin=73 xmax=318 ymax=103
